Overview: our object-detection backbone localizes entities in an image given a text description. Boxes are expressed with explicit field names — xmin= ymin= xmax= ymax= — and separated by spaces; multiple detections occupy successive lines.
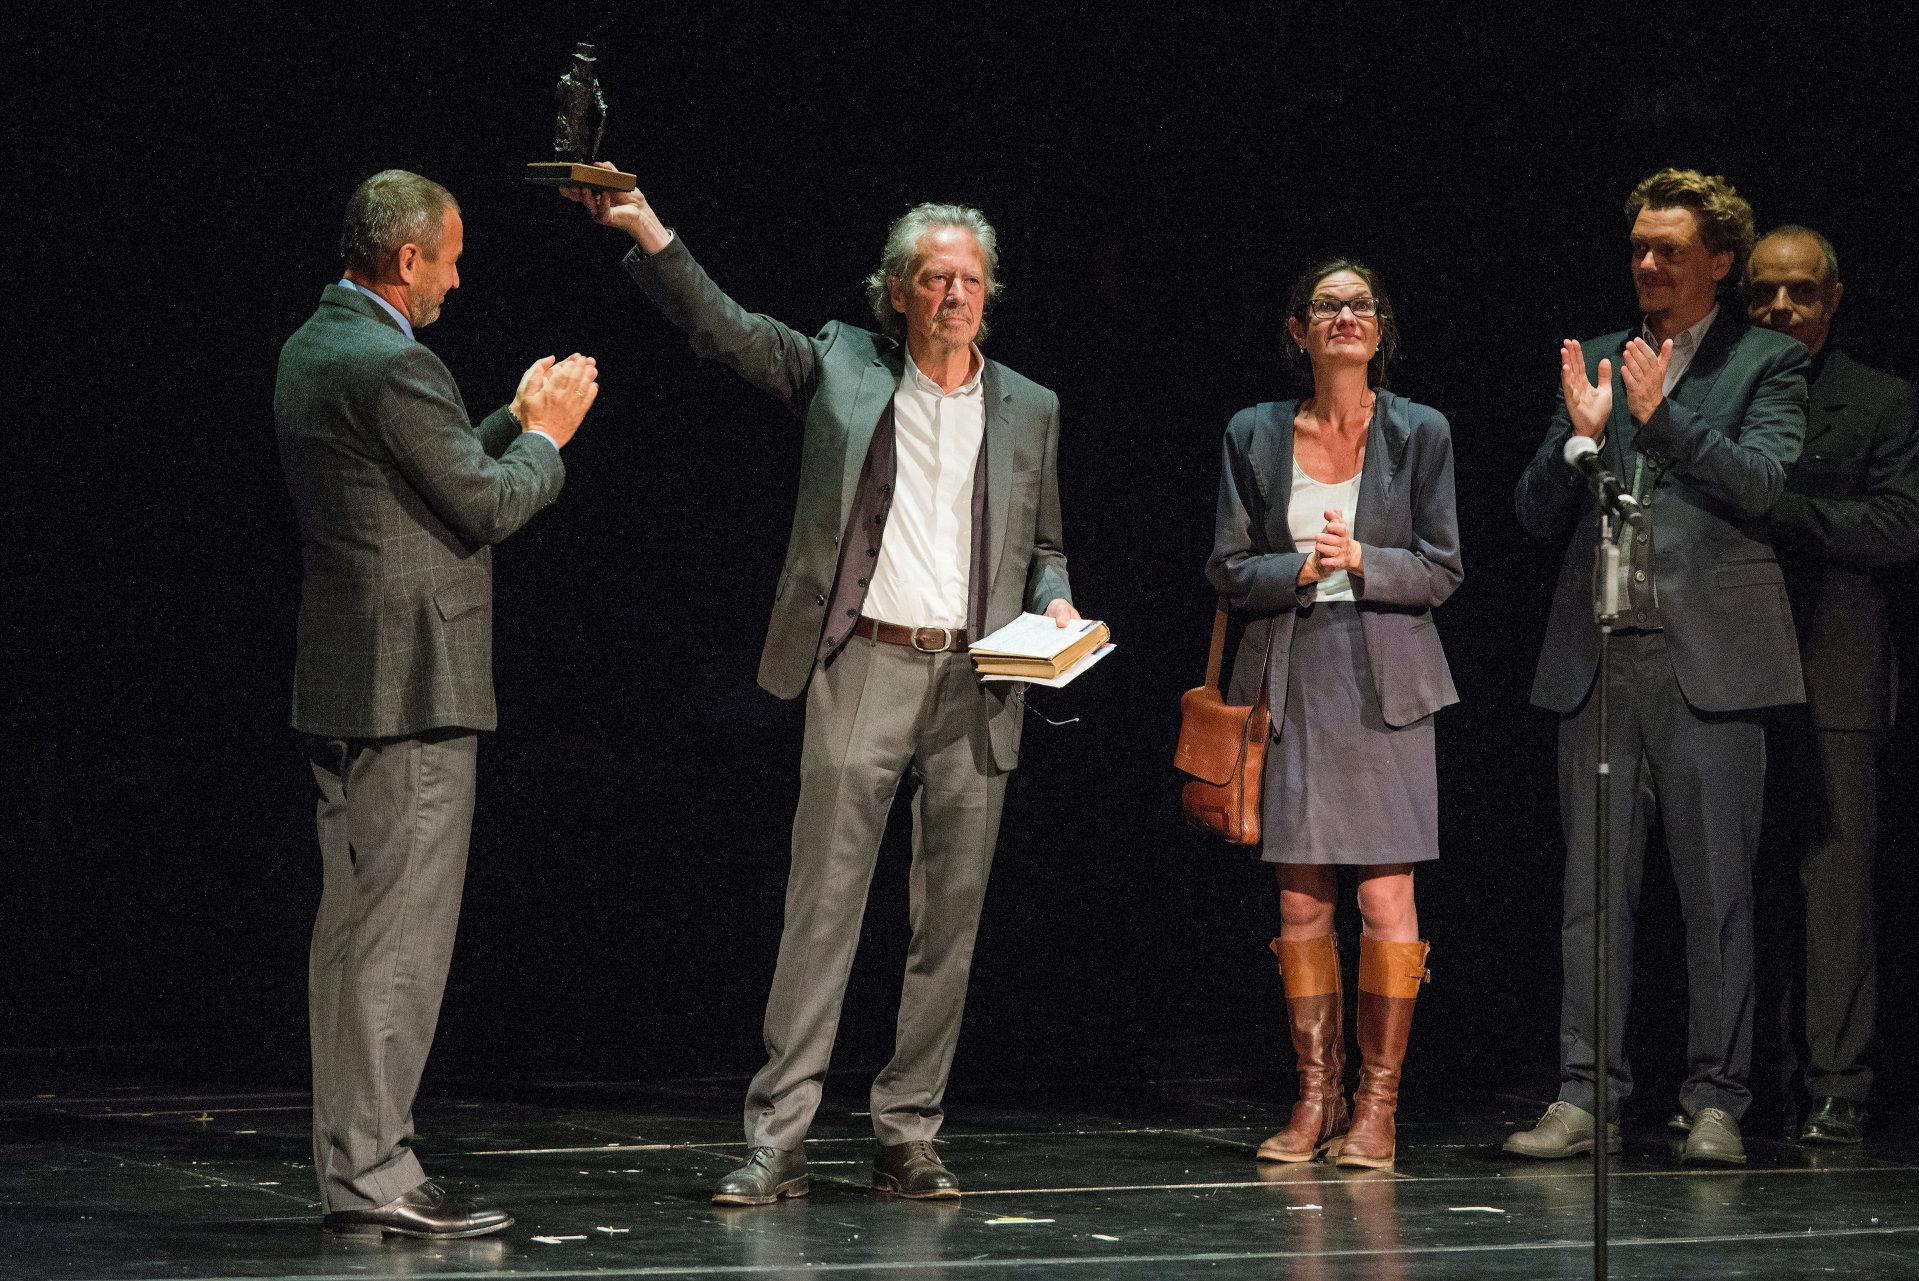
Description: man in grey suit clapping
xmin=566 ymin=167 xmax=1080 ymax=1205
xmin=275 ymin=169 xmax=599 ymax=1238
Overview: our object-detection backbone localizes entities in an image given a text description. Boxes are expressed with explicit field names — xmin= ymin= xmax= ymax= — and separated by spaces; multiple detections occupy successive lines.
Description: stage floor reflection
xmin=4 ymin=1068 xmax=1917 ymax=1279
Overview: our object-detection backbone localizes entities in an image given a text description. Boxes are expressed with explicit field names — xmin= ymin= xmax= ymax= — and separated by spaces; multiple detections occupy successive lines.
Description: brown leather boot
xmin=1330 ymin=936 xmax=1430 ymax=1170
xmin=1256 ymin=934 xmax=1348 ymax=1162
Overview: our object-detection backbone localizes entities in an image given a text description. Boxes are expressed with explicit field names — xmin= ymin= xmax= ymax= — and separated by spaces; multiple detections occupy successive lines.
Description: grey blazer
xmin=1206 ymin=394 xmax=1463 ymax=727
xmin=274 ymin=285 xmax=565 ymax=738
xmin=1516 ymin=311 xmax=1808 ymax=715
xmin=623 ymin=236 xmax=1071 ymax=770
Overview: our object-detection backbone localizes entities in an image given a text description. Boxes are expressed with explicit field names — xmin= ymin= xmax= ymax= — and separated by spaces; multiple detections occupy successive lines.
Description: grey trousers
xmin=745 ymin=636 xmax=1010 ymax=1150
xmin=305 ymin=730 xmax=476 ymax=1211
xmin=1554 ymin=632 xmax=1764 ymax=1120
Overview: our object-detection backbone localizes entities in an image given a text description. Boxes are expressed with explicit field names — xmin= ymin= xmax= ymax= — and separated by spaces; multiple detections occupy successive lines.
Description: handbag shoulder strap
xmin=1204 ymin=602 xmax=1277 ymax=712
xmin=1204 ymin=606 xmax=1229 ymax=687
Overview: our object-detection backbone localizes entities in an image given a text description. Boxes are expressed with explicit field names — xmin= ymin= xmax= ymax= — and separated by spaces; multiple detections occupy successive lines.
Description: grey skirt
xmin=1259 ymin=601 xmax=1438 ymax=866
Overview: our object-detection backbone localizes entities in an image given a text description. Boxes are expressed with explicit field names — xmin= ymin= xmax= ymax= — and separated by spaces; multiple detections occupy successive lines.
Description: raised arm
xmin=1629 ymin=337 xmax=1809 ymax=518
xmin=567 ymin=165 xmax=821 ymax=415
xmin=1517 ymin=339 xmax=1612 ymax=541
xmin=375 ymin=348 xmax=593 ymax=547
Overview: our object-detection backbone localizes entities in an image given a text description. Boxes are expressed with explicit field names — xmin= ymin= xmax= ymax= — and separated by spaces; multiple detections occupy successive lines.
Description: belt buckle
xmin=911 ymin=626 xmax=953 ymax=653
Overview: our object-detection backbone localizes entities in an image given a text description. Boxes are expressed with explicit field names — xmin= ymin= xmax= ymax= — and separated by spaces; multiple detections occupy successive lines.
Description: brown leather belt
xmin=853 ymin=616 xmax=971 ymax=653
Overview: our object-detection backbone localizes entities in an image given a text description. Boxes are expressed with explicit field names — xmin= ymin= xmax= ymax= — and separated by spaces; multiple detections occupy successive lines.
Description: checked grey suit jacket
xmin=1516 ymin=310 xmax=1808 ymax=715
xmin=1207 ymin=394 xmax=1463 ymax=728
xmin=623 ymin=235 xmax=1071 ymax=771
xmin=274 ymin=285 xmax=565 ymax=739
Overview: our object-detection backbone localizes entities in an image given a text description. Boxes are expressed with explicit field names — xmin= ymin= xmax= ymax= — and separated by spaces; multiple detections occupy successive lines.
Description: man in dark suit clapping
xmin=1746 ymin=226 xmax=1919 ymax=1145
xmin=275 ymin=170 xmax=599 ymax=1238
xmin=1508 ymin=169 xmax=1809 ymax=1167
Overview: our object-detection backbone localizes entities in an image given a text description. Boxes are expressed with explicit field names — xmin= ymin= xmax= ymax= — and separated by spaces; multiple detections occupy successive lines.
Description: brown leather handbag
xmin=1174 ymin=607 xmax=1275 ymax=845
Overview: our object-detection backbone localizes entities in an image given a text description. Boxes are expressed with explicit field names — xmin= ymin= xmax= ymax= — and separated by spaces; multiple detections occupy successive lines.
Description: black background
xmin=8 ymin=2 xmax=1918 ymax=1115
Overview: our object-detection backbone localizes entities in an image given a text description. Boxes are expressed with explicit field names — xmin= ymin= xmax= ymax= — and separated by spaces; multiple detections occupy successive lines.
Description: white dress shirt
xmin=1645 ymin=303 xmax=1719 ymax=397
xmin=863 ymin=347 xmax=986 ymax=629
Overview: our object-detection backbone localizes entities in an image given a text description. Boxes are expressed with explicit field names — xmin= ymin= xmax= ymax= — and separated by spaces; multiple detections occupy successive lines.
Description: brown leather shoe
xmin=713 ymin=1147 xmax=810 ymax=1205
xmin=1328 ymin=937 xmax=1429 ymax=1170
xmin=1257 ymin=935 xmax=1349 ymax=1162
xmin=873 ymin=1139 xmax=960 ymax=1199
xmin=321 ymin=1181 xmax=512 ymax=1239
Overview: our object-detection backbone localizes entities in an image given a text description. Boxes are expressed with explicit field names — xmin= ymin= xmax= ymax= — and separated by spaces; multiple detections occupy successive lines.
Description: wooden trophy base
xmin=524 ymin=161 xmax=636 ymax=191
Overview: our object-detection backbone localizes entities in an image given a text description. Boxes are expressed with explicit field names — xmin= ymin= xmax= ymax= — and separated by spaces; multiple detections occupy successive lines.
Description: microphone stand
xmin=1585 ymin=488 xmax=1635 ymax=1281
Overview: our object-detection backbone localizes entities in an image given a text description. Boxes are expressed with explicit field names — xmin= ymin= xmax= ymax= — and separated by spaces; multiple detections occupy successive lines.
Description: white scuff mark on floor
xmin=1449 ymin=1205 xmax=1507 ymax=1213
xmin=985 ymin=1216 xmax=1055 ymax=1225
xmin=531 ymin=1234 xmax=588 ymax=1243
xmin=1091 ymin=1233 xmax=1121 ymax=1241
xmin=593 ymin=1226 xmax=629 ymax=1234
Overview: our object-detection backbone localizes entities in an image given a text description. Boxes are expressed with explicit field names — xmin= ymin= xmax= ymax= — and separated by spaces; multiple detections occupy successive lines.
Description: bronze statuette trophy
xmin=524 ymin=43 xmax=636 ymax=192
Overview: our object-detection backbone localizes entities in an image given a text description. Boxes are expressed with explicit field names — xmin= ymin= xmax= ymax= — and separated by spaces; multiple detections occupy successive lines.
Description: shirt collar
xmin=1642 ymin=302 xmax=1717 ymax=354
xmin=902 ymin=345 xmax=984 ymax=397
xmin=340 ymin=277 xmax=413 ymax=341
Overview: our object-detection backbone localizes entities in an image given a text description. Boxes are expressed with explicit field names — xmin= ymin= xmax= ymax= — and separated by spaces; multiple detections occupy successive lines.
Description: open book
xmin=970 ymin=613 xmax=1113 ymax=681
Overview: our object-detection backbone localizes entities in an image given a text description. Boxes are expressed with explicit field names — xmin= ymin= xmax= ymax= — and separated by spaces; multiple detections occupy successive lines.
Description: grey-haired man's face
xmin=887 ymin=227 xmax=987 ymax=357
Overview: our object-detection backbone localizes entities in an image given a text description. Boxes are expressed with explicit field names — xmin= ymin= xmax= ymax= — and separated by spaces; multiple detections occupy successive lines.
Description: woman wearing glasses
xmin=1206 ymin=259 xmax=1462 ymax=1169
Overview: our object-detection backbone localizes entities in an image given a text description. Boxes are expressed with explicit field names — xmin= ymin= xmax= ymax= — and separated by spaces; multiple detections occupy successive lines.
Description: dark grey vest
xmin=816 ymin=399 xmax=990 ymax=662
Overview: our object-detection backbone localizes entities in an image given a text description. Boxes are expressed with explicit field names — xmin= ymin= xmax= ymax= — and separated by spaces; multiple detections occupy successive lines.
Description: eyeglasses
xmin=1304 ymin=295 xmax=1383 ymax=321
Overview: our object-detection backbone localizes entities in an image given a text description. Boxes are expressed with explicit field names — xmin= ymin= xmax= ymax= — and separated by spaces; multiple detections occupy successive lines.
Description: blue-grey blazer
xmin=1206 ymin=393 xmax=1463 ymax=728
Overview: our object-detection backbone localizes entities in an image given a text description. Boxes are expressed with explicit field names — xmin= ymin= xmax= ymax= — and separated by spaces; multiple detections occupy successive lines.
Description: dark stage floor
xmin=4 ymin=1067 xmax=1918 ymax=1280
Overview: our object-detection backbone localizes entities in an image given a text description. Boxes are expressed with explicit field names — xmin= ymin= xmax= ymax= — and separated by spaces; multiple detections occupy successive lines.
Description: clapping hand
xmin=1560 ymin=339 xmax=1613 ymax=439
xmin=1619 ymin=335 xmax=1674 ymax=424
xmin=513 ymin=353 xmax=599 ymax=448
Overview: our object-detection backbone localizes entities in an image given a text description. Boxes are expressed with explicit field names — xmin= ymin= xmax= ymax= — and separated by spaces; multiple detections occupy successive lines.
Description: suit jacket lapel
xmin=1353 ymin=394 xmax=1409 ymax=545
xmin=1243 ymin=400 xmax=1297 ymax=551
xmin=1803 ymin=350 xmax=1850 ymax=448
xmin=1668 ymin=308 xmax=1738 ymax=419
xmin=842 ymin=346 xmax=903 ymax=527
xmin=984 ymin=360 xmax=1013 ymax=595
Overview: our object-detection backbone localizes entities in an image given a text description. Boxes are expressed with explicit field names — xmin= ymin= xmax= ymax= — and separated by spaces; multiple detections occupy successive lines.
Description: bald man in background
xmin=1746 ymin=226 xmax=1919 ymax=1145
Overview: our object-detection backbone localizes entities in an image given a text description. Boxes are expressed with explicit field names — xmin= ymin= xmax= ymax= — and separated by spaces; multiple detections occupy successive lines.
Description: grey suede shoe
xmin=1503 ymin=1100 xmax=1622 ymax=1159
xmin=1681 ymin=1107 xmax=1747 ymax=1166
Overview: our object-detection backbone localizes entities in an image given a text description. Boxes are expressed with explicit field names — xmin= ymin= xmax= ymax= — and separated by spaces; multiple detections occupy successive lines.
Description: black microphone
xmin=1563 ymin=435 xmax=1639 ymax=519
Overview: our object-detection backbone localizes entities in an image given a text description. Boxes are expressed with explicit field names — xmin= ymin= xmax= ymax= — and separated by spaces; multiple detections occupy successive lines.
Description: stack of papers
xmin=970 ymin=614 xmax=1115 ymax=688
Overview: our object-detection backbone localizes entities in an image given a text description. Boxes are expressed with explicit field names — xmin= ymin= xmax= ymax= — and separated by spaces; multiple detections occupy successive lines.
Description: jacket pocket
xmin=434 ymin=576 xmax=489 ymax=621
xmin=1714 ymin=559 xmax=1784 ymax=589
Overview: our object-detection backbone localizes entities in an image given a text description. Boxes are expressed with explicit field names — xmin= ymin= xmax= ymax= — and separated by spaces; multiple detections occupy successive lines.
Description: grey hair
xmin=863 ymin=203 xmax=1003 ymax=341
xmin=340 ymin=170 xmax=459 ymax=276
xmin=1751 ymin=224 xmax=1841 ymax=284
